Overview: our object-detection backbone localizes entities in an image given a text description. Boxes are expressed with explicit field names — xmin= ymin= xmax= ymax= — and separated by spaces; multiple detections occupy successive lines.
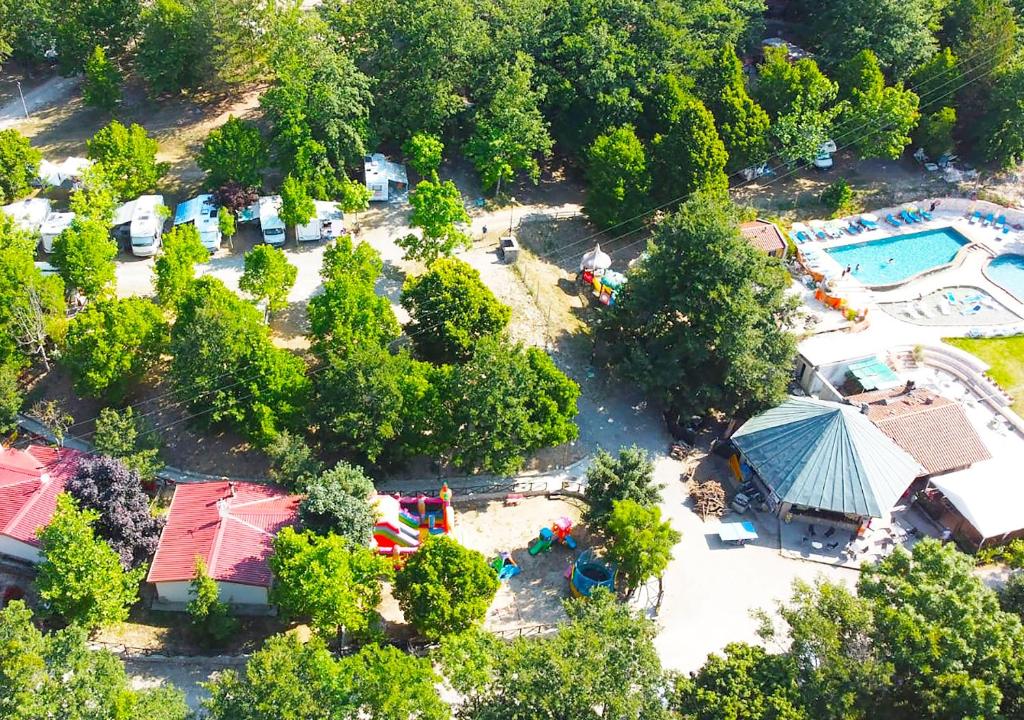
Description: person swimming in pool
xmin=855 ymin=263 xmax=861 ymax=273
xmin=887 ymin=257 xmax=895 ymax=264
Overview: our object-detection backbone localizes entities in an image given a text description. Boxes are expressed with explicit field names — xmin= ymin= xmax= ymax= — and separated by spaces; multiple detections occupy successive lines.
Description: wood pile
xmin=690 ymin=479 xmax=726 ymax=520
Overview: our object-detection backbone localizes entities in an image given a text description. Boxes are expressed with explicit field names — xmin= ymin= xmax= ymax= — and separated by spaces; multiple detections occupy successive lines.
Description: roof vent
xmin=860 ymin=402 xmax=871 ymax=414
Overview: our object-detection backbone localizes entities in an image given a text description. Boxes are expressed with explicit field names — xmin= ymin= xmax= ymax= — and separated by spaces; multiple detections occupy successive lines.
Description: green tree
xmin=261 ymin=9 xmax=372 ymax=173
xmin=669 ymin=643 xmax=808 ymax=720
xmin=198 ymin=116 xmax=268 ymax=189
xmin=0 ymin=0 xmax=54 ymax=68
xmin=598 ymin=192 xmax=796 ymax=421
xmin=757 ymin=47 xmax=842 ymax=164
xmin=650 ymin=93 xmax=729 ymax=204
xmin=0 ymin=129 xmax=42 ymax=203
xmin=338 ymin=175 xmax=372 ymax=221
xmin=36 ymin=494 xmax=144 ymax=630
xmin=51 ymin=217 xmax=118 ymax=299
xmin=605 ymin=499 xmax=679 ymax=597
xmin=0 ymin=360 xmax=21 ymax=434
xmin=857 ymin=539 xmax=1024 ymax=718
xmin=914 ymin=106 xmax=957 ymax=158
xmin=279 ymin=174 xmax=316 ymax=239
xmin=583 ymin=445 xmax=660 ymax=529
xmin=836 ymin=50 xmax=920 ymax=160
xmin=1000 ymin=571 xmax=1024 ymax=618
xmin=402 ymin=133 xmax=444 ymax=176
xmin=170 ymin=276 xmax=311 ymax=445
xmin=697 ymin=45 xmax=771 ymax=173
xmin=584 ymin=125 xmax=651 ymax=230
xmin=203 ymin=633 xmax=448 ymax=720
xmin=810 ymin=0 xmax=941 ymax=79
xmin=394 ymin=535 xmax=498 ymax=639
xmin=307 ymin=238 xmax=400 ymax=355
xmin=325 ymin=0 xmax=486 ymax=142
xmin=188 ymin=557 xmax=239 ymax=646
xmin=92 ymin=406 xmax=164 ymax=482
xmin=218 ymin=205 xmax=236 ymax=245
xmin=266 ymin=430 xmax=324 ymax=490
xmin=269 ymin=526 xmax=390 ymax=638
xmin=443 ymin=336 xmax=579 ymax=474
xmin=910 ymin=48 xmax=959 ymax=113
xmin=82 ymin=45 xmax=121 ymax=111
xmin=210 ymin=0 xmax=275 ymax=84
xmin=980 ymin=61 xmax=1024 ymax=166
xmin=138 ymin=0 xmax=213 ymax=95
xmin=465 ymin=53 xmax=552 ymax=194
xmin=0 ymin=600 xmax=190 ymax=720
xmin=61 ymin=297 xmax=168 ymax=400
xmin=86 ymin=121 xmax=167 ymax=199
xmin=452 ymin=590 xmax=667 ymax=720
xmin=401 ymin=258 xmax=511 ymax=364
xmin=299 ymin=461 xmax=377 ymax=545
xmin=53 ymin=0 xmax=140 ymax=74
xmin=0 ymin=214 xmax=65 ymax=367
xmin=399 ymin=176 xmax=472 ymax=264
xmin=239 ymin=244 xmax=298 ymax=317
xmin=154 ymin=224 xmax=210 ymax=309
xmin=314 ymin=345 xmax=439 ymax=464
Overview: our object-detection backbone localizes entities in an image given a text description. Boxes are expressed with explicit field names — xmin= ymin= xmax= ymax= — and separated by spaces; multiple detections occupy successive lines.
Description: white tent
xmin=38 ymin=157 xmax=92 ymax=187
xmin=931 ymin=459 xmax=1024 ymax=540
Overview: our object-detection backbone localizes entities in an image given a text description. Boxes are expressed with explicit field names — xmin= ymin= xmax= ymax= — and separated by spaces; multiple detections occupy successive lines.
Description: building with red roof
xmin=740 ymin=219 xmax=788 ymax=258
xmin=147 ymin=481 xmax=300 ymax=609
xmin=0 ymin=445 xmax=81 ymax=564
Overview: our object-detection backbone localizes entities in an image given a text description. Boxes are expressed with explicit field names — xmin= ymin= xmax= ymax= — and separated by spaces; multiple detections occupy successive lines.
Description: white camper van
xmin=39 ymin=212 xmax=75 ymax=253
xmin=129 ymin=195 xmax=166 ymax=257
xmin=258 ymin=195 xmax=286 ymax=246
xmin=174 ymin=194 xmax=222 ymax=252
xmin=296 ymin=201 xmax=344 ymax=243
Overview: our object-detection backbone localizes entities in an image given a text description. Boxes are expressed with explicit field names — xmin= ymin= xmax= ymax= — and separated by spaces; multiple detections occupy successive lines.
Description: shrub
xmin=584 ymin=446 xmax=660 ymax=529
xmin=188 ymin=558 xmax=239 ymax=646
xmin=298 ymin=462 xmax=376 ymax=545
xmin=820 ymin=178 xmax=855 ymax=215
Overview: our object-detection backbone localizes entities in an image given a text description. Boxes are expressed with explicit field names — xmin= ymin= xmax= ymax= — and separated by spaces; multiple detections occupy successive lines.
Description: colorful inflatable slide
xmin=372 ymin=484 xmax=454 ymax=557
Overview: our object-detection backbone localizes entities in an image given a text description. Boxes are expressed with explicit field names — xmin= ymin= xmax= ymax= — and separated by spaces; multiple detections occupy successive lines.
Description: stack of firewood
xmin=690 ymin=479 xmax=726 ymax=520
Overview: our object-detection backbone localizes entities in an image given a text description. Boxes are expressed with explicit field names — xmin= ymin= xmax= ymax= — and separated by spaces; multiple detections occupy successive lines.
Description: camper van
xmin=296 ymin=201 xmax=344 ymax=243
xmin=129 ymin=195 xmax=166 ymax=257
xmin=364 ymin=153 xmax=408 ymax=202
xmin=2 ymin=197 xmax=52 ymax=234
xmin=39 ymin=211 xmax=75 ymax=253
xmin=174 ymin=194 xmax=222 ymax=252
xmin=258 ymin=195 xmax=286 ymax=246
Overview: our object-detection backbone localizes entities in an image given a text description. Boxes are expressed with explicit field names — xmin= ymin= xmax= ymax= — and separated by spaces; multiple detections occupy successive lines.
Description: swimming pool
xmin=825 ymin=227 xmax=970 ymax=287
xmin=986 ymin=254 xmax=1024 ymax=302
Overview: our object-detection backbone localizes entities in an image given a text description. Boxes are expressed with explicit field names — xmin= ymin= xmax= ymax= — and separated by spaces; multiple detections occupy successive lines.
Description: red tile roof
xmin=740 ymin=220 xmax=787 ymax=254
xmin=147 ymin=481 xmax=299 ymax=587
xmin=0 ymin=445 xmax=80 ymax=547
xmin=847 ymin=387 xmax=992 ymax=476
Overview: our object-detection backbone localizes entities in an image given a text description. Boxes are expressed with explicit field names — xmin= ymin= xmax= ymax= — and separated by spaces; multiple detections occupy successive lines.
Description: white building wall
xmin=154 ymin=579 xmax=269 ymax=607
xmin=0 ymin=535 xmax=41 ymax=564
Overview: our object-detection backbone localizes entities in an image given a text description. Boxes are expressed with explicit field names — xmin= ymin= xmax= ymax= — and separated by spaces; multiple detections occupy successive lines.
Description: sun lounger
xmin=900 ymin=210 xmax=916 ymax=224
xmin=825 ymin=223 xmax=842 ymax=239
xmin=797 ymin=230 xmax=812 ymax=244
xmin=996 ymin=215 xmax=1006 ymax=230
xmin=886 ymin=214 xmax=901 ymax=227
xmin=847 ymin=222 xmax=862 ymax=234
xmin=860 ymin=214 xmax=879 ymax=230
xmin=970 ymin=210 xmax=981 ymax=224
xmin=963 ymin=293 xmax=983 ymax=303
xmin=813 ymin=227 xmax=827 ymax=241
xmin=920 ymin=209 xmax=933 ymax=221
xmin=945 ymin=291 xmax=957 ymax=304
xmin=962 ymin=303 xmax=982 ymax=315
xmin=983 ymin=213 xmax=994 ymax=227
xmin=908 ymin=209 xmax=924 ymax=222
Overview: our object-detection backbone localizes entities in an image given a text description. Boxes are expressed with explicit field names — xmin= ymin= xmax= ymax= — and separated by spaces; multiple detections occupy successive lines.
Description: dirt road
xmin=0 ymin=75 xmax=80 ymax=131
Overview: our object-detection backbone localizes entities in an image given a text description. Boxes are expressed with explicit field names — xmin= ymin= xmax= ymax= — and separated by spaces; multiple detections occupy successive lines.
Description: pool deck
xmin=796 ymin=200 xmax=1024 ymax=336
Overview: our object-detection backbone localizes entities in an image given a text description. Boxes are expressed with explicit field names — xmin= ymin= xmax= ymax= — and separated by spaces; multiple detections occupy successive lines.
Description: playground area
xmin=457 ymin=496 xmax=599 ymax=631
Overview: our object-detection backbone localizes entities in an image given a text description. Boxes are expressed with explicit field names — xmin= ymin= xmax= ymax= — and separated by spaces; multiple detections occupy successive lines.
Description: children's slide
xmin=374 ymin=520 xmax=421 ymax=548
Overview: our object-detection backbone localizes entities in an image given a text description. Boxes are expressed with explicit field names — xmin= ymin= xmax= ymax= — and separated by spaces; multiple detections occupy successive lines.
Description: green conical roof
xmin=732 ymin=397 xmax=924 ymax=518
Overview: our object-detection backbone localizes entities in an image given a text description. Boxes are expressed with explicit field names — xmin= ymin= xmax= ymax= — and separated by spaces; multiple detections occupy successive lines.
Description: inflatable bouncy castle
xmin=372 ymin=484 xmax=454 ymax=557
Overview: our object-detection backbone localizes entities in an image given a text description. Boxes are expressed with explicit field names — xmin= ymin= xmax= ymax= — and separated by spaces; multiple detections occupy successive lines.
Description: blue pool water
xmin=987 ymin=254 xmax=1024 ymax=302
xmin=825 ymin=227 xmax=969 ymax=286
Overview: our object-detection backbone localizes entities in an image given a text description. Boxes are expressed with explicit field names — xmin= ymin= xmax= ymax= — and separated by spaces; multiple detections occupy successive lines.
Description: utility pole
xmin=16 ymin=81 xmax=28 ymax=118
xmin=508 ymin=197 xmax=515 ymax=235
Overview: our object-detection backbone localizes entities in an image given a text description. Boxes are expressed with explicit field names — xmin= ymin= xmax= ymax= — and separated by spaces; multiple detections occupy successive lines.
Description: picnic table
xmin=718 ymin=520 xmax=759 ymax=546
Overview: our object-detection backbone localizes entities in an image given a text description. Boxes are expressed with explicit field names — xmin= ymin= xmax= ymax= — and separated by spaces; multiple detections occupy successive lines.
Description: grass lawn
xmin=945 ymin=335 xmax=1024 ymax=415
